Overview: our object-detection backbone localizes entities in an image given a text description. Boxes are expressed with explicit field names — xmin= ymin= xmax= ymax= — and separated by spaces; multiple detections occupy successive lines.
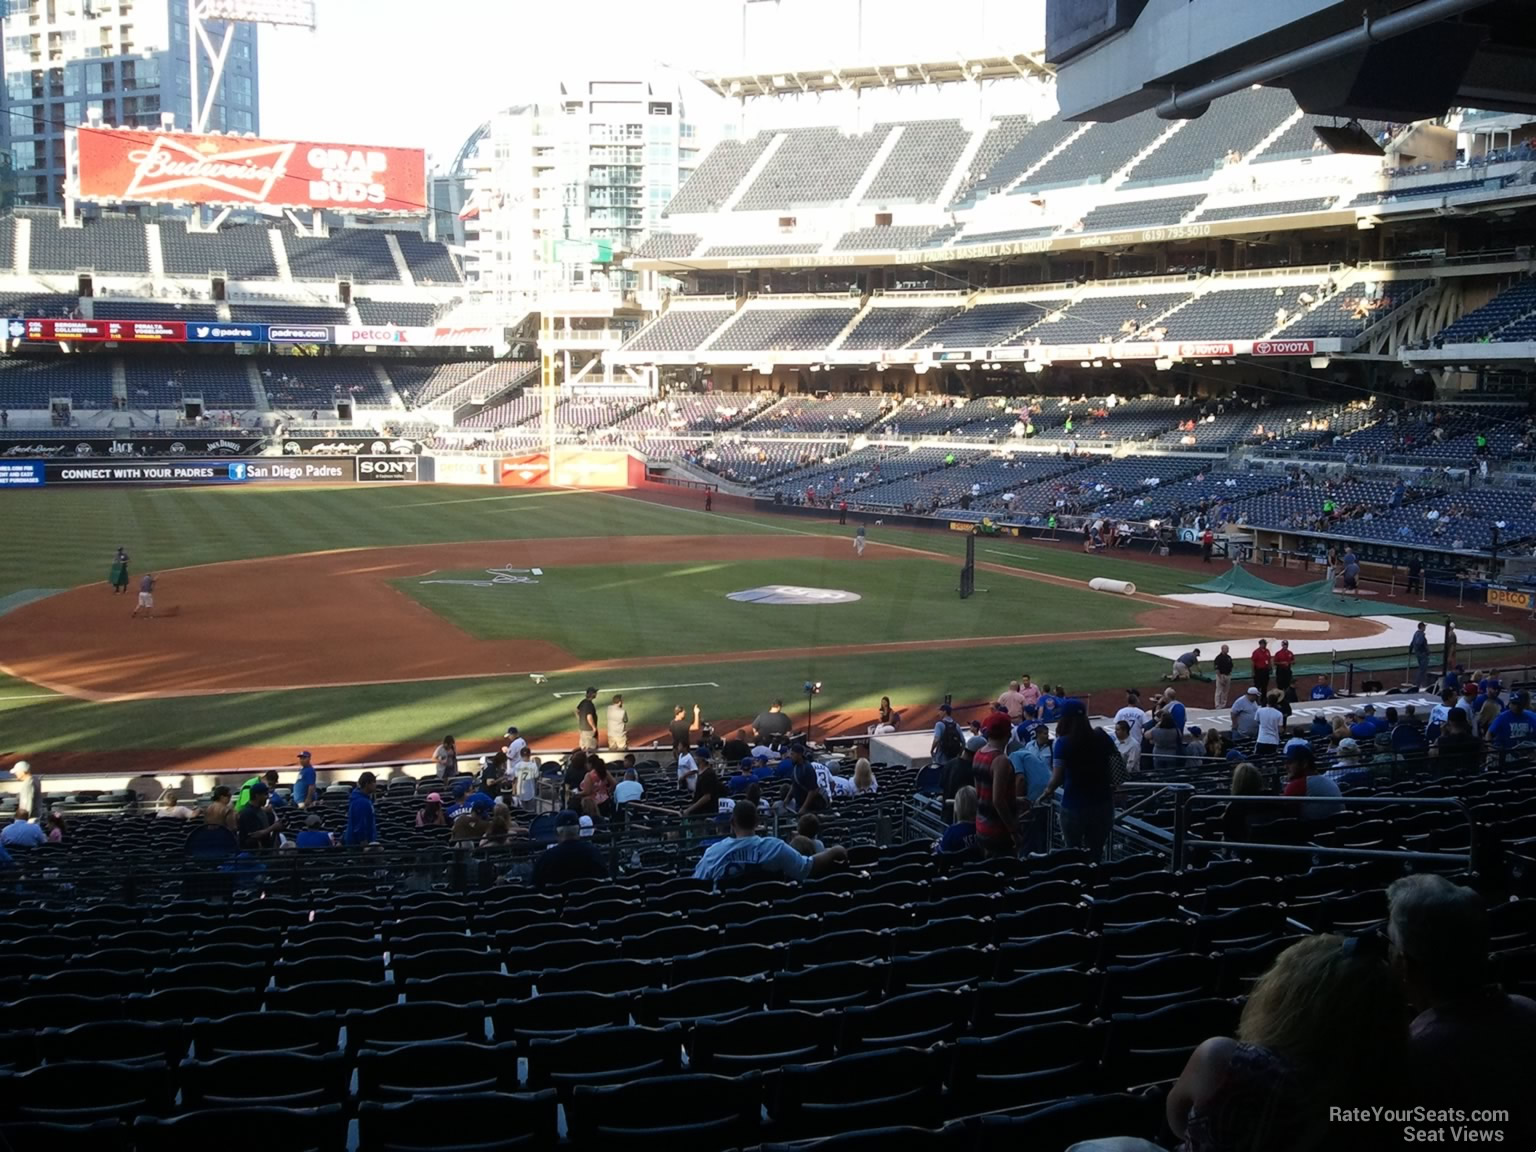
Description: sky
xmin=260 ymin=0 xmax=1045 ymax=164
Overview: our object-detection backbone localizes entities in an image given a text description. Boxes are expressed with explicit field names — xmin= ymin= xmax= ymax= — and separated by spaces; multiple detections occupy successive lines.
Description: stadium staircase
xmin=13 ymin=216 xmax=31 ymax=275
xmin=371 ymin=364 xmax=403 ymax=409
xmin=845 ymin=128 xmax=905 ymax=207
xmin=247 ymin=363 xmax=271 ymax=411
xmin=999 ymin=123 xmax=1093 ymax=196
xmin=825 ymin=297 xmax=876 ymax=351
xmin=1246 ymin=108 xmax=1309 ymax=165
xmin=385 ymin=234 xmax=414 ymax=287
xmin=268 ymin=230 xmax=293 ymax=282
xmin=1102 ymin=121 xmax=1187 ymax=194
xmin=144 ymin=224 xmax=166 ymax=280
xmin=936 ymin=124 xmax=989 ymax=206
xmin=721 ymin=136 xmax=787 ymax=213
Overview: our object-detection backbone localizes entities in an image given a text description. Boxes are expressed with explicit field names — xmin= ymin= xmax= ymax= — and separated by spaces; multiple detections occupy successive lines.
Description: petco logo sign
xmin=1251 ymin=339 xmax=1317 ymax=357
xmin=357 ymin=458 xmax=419 ymax=482
xmin=726 ymin=585 xmax=862 ymax=605
xmin=76 ymin=128 xmax=427 ymax=215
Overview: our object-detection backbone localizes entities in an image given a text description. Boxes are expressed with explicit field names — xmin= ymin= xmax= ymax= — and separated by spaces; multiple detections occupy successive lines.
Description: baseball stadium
xmin=1 ymin=0 xmax=1534 ymax=1149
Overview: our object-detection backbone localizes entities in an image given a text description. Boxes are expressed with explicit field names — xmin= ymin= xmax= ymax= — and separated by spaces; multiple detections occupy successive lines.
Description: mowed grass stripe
xmin=395 ymin=554 xmax=1147 ymax=660
xmin=0 ymin=633 xmax=1188 ymax=756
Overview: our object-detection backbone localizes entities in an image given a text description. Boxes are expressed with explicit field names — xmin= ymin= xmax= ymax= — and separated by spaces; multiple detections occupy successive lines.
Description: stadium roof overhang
xmin=1047 ymin=0 xmax=1536 ymax=123
xmin=693 ymin=54 xmax=1053 ymax=100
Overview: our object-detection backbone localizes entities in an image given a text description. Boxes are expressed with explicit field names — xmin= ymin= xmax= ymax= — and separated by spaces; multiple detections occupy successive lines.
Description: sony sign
xmin=357 ymin=457 xmax=419 ymax=482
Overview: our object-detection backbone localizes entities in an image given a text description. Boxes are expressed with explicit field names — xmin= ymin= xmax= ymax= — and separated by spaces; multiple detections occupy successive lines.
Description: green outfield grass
xmin=0 ymin=484 xmax=1511 ymax=762
xmin=397 ymin=553 xmax=1147 ymax=658
xmin=0 ymin=485 xmax=776 ymax=600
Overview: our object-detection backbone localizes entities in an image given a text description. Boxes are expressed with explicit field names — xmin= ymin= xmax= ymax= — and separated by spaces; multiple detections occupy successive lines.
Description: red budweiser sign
xmin=76 ymin=128 xmax=426 ymax=215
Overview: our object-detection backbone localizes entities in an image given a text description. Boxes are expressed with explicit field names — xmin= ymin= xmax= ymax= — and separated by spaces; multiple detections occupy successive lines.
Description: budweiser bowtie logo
xmin=123 ymin=136 xmax=298 ymax=203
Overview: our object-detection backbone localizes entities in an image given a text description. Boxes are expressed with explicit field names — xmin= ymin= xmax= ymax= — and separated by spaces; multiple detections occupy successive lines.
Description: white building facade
xmin=455 ymin=75 xmax=718 ymax=306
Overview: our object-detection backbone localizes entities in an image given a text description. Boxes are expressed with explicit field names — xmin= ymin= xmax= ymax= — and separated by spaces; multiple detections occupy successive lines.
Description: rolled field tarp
xmin=1088 ymin=577 xmax=1137 ymax=596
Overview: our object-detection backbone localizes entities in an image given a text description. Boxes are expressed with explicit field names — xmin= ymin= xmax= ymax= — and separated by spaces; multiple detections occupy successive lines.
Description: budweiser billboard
xmin=76 ymin=127 xmax=426 ymax=214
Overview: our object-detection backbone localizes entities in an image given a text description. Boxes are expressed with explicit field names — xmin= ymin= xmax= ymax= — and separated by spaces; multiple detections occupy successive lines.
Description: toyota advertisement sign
xmin=75 ymin=127 xmax=427 ymax=215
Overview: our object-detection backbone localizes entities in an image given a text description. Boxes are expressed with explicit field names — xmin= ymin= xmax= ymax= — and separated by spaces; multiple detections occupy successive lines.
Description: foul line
xmin=0 ymin=693 xmax=59 ymax=702
xmin=551 ymin=681 xmax=721 ymax=698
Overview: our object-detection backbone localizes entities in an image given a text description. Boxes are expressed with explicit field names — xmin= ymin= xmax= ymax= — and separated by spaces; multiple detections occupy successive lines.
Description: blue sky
xmin=259 ymin=0 xmax=1043 ymax=161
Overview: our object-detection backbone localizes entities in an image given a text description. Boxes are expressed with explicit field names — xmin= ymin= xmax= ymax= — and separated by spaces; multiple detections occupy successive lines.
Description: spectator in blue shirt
xmin=1486 ymin=691 xmax=1536 ymax=751
xmin=935 ymin=785 xmax=977 ymax=855
xmin=1309 ymin=713 xmax=1333 ymax=738
xmin=295 ymin=814 xmax=333 ymax=848
xmin=343 ymin=771 xmax=378 ymax=846
xmin=1008 ymin=722 xmax=1055 ymax=801
xmin=0 ymin=811 xmax=48 ymax=849
xmin=443 ymin=780 xmax=471 ymax=820
xmin=693 ymin=801 xmax=846 ymax=885
xmin=293 ymin=750 xmax=317 ymax=808
xmin=1309 ymin=675 xmax=1336 ymax=701
xmin=1161 ymin=687 xmax=1187 ymax=734
xmin=1348 ymin=705 xmax=1382 ymax=742
xmin=1037 ymin=689 xmax=1062 ymax=724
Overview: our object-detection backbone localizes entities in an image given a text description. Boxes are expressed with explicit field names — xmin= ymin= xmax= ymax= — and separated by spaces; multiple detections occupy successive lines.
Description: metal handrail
xmin=1170 ymin=790 xmax=1476 ymax=870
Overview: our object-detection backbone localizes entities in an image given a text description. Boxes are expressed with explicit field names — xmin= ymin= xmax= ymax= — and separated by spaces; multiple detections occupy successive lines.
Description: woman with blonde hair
xmin=852 ymin=758 xmax=878 ymax=795
xmin=1166 ymin=934 xmax=1406 ymax=1151
xmin=1221 ymin=761 xmax=1266 ymax=846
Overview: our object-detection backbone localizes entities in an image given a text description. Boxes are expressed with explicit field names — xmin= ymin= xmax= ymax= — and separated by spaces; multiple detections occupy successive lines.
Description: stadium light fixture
xmin=1154 ymin=359 xmax=1173 ymax=371
xmin=1024 ymin=362 xmax=1044 ymax=374
xmin=1310 ymin=356 xmax=1331 ymax=369
xmin=199 ymin=0 xmax=316 ymax=25
xmin=187 ymin=0 xmax=317 ymax=135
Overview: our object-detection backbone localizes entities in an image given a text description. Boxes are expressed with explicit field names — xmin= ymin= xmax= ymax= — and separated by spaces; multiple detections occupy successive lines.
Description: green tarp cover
xmin=1184 ymin=566 xmax=1422 ymax=617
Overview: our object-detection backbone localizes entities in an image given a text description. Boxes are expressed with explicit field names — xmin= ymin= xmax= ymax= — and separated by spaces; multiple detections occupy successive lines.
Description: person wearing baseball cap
xmin=416 ymin=792 xmax=446 ymax=829
xmin=1231 ymin=686 xmax=1261 ymax=740
xmin=1486 ymin=689 xmax=1536 ymax=752
xmin=532 ymin=809 xmax=606 ymax=890
xmin=294 ymin=751 xmax=317 ymax=809
xmin=1281 ymin=738 xmax=1342 ymax=822
xmin=971 ymin=712 xmax=1018 ymax=857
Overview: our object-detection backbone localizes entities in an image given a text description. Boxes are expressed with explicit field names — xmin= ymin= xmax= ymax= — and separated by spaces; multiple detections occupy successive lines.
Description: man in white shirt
xmin=605 ymin=695 xmax=630 ymax=752
xmin=1255 ymin=692 xmax=1286 ymax=754
xmin=1114 ymin=690 xmax=1148 ymax=747
xmin=1114 ymin=719 xmax=1142 ymax=775
xmin=503 ymin=727 xmax=529 ymax=763
xmin=677 ymin=746 xmax=703 ymax=794
xmin=1231 ymin=687 xmax=1261 ymax=739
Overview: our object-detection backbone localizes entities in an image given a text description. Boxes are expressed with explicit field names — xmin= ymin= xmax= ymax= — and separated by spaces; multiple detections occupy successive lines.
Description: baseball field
xmin=0 ymin=481 xmax=1509 ymax=773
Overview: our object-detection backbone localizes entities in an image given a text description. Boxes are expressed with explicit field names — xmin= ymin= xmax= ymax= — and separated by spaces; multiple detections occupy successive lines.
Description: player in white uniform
xmin=854 ymin=523 xmax=866 ymax=557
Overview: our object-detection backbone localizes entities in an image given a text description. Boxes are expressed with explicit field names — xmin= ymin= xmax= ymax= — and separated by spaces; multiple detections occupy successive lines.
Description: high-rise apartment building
xmin=2 ymin=0 xmax=259 ymax=205
xmin=453 ymin=75 xmax=719 ymax=305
